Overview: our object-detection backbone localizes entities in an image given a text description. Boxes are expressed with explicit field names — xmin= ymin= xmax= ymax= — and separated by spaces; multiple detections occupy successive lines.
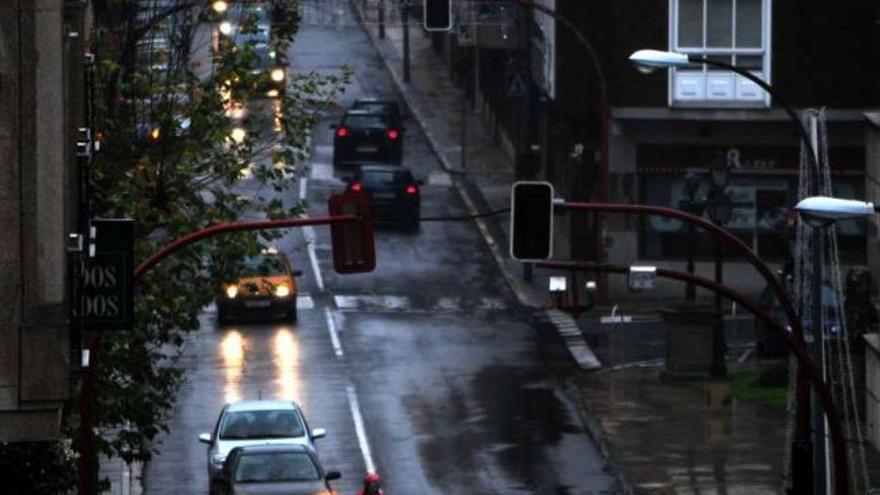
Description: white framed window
xmin=669 ymin=0 xmax=771 ymax=106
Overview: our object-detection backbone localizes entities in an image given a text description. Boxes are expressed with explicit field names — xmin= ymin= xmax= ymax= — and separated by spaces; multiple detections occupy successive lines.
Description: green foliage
xmin=82 ymin=0 xmax=351 ymax=474
xmin=729 ymin=370 xmax=788 ymax=410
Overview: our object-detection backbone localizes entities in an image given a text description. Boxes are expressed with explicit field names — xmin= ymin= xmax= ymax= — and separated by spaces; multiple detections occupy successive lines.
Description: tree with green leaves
xmin=0 ymin=1 xmax=351 ymax=491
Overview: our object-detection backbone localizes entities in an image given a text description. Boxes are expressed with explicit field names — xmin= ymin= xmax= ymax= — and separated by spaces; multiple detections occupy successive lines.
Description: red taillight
xmin=387 ymin=129 xmax=399 ymax=140
xmin=337 ymin=127 xmax=349 ymax=138
xmin=350 ymin=182 xmax=362 ymax=192
xmin=405 ymin=184 xmax=418 ymax=195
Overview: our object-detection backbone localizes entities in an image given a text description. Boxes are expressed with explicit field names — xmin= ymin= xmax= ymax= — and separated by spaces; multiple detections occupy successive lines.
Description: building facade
xmin=0 ymin=0 xmax=87 ymax=441
xmin=551 ymin=0 xmax=879 ymax=299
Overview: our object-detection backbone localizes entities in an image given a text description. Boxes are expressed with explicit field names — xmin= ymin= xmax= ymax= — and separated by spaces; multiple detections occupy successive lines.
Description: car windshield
xmin=240 ymin=256 xmax=286 ymax=277
xmin=219 ymin=410 xmax=305 ymax=440
xmin=344 ymin=114 xmax=388 ymax=129
xmin=234 ymin=452 xmax=320 ymax=483
xmin=252 ymin=47 xmax=276 ymax=69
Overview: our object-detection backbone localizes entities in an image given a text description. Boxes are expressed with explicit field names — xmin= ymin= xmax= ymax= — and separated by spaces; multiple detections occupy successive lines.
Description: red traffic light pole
xmin=554 ymin=201 xmax=848 ymax=495
xmin=78 ymin=214 xmax=360 ymax=495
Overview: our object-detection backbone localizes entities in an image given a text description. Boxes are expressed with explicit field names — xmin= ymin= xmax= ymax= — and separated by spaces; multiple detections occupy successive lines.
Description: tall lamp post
xmin=706 ymin=155 xmax=733 ymax=382
xmin=679 ymin=171 xmax=703 ymax=302
xmin=628 ymin=49 xmax=843 ymax=494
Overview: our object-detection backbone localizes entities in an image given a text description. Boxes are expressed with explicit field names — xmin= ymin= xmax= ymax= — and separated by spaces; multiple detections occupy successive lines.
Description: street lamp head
xmin=629 ymin=50 xmax=691 ymax=72
xmin=795 ymin=196 xmax=876 ymax=227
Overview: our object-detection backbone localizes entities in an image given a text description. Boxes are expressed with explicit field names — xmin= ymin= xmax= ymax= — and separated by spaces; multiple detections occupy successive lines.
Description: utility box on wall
xmin=866 ymin=334 xmax=880 ymax=452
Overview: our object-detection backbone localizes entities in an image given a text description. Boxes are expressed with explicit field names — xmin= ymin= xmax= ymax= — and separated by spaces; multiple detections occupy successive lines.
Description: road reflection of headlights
xmin=226 ymin=286 xmax=238 ymax=299
xmin=274 ymin=284 xmax=290 ymax=297
xmin=271 ymin=68 xmax=285 ymax=82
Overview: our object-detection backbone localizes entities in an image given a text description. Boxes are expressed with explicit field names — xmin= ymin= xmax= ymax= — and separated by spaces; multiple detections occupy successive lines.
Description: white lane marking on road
xmin=479 ymin=297 xmax=506 ymax=310
xmin=310 ymin=162 xmax=335 ymax=180
xmin=324 ymin=307 xmax=344 ymax=358
xmin=314 ymin=144 xmax=334 ymax=156
xmin=296 ymin=295 xmax=314 ymax=310
xmin=299 ymin=177 xmax=325 ymax=292
xmin=346 ymin=384 xmax=375 ymax=474
xmin=334 ymin=295 xmax=410 ymax=310
xmin=299 ymin=177 xmax=308 ymax=199
xmin=427 ymin=170 xmax=452 ymax=186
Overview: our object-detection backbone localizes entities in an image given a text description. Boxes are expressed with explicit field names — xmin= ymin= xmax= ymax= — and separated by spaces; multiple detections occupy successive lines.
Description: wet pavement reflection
xmin=220 ymin=329 xmax=245 ymax=404
xmin=272 ymin=326 xmax=302 ymax=402
xmin=574 ymin=367 xmax=787 ymax=494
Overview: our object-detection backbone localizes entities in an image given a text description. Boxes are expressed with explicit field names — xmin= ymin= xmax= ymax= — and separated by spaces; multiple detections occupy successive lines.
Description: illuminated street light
xmin=212 ymin=0 xmax=228 ymax=14
xmin=219 ymin=21 xmax=233 ymax=36
xmin=795 ymin=196 xmax=877 ymax=227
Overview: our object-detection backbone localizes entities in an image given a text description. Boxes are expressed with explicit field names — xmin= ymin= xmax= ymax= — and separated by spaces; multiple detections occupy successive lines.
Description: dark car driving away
xmin=331 ymin=110 xmax=402 ymax=165
xmin=210 ymin=444 xmax=340 ymax=495
xmin=347 ymin=164 xmax=421 ymax=231
xmin=351 ymin=97 xmax=403 ymax=128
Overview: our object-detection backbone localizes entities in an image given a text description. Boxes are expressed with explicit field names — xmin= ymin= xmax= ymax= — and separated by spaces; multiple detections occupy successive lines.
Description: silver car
xmin=198 ymin=400 xmax=326 ymax=480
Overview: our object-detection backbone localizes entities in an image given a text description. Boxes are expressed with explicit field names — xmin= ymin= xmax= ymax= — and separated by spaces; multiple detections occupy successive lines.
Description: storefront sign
xmin=72 ymin=219 xmax=134 ymax=331
xmin=637 ymin=144 xmax=864 ymax=174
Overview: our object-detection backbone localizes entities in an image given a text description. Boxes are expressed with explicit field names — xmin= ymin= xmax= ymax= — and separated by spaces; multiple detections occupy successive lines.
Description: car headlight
xmin=270 ymin=68 xmax=285 ymax=82
xmin=211 ymin=453 xmax=226 ymax=465
xmin=225 ymin=286 xmax=238 ymax=299
xmin=274 ymin=284 xmax=290 ymax=297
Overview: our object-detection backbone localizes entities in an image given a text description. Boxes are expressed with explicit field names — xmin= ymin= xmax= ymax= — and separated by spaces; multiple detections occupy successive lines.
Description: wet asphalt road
xmin=144 ymin=5 xmax=617 ymax=494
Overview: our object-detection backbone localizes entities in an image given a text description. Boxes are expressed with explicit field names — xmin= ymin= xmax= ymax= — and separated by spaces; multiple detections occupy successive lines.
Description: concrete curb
xmin=350 ymin=2 xmax=602 ymax=372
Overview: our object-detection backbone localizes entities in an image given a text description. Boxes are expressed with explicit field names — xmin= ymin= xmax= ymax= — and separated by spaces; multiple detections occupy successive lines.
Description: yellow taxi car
xmin=217 ymin=248 xmax=300 ymax=323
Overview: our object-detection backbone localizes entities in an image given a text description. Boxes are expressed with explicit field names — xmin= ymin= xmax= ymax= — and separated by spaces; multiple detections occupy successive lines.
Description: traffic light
xmin=328 ymin=191 xmax=376 ymax=273
xmin=423 ymin=0 xmax=452 ymax=31
xmin=510 ymin=181 xmax=554 ymax=261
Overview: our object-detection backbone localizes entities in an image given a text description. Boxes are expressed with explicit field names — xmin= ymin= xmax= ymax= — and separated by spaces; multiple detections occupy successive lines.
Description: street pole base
xmin=706 ymin=378 xmax=731 ymax=411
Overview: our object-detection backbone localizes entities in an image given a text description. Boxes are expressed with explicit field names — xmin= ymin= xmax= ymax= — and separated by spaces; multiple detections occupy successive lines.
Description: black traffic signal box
xmin=510 ymin=181 xmax=554 ymax=261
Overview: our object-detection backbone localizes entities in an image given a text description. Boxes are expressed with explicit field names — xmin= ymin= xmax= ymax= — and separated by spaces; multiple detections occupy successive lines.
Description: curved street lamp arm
xmin=535 ymin=259 xmax=849 ymax=495
xmin=134 ymin=215 xmax=359 ymax=281
xmin=560 ymin=201 xmax=802 ymax=340
xmin=687 ymin=56 xmax=819 ymax=174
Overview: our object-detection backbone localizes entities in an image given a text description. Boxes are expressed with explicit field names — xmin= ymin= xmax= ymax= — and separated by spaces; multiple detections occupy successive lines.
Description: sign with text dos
xmin=73 ymin=219 xmax=134 ymax=330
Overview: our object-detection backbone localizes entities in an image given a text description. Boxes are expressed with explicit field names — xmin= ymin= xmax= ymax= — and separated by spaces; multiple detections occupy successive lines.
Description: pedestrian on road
xmin=357 ymin=472 xmax=384 ymax=495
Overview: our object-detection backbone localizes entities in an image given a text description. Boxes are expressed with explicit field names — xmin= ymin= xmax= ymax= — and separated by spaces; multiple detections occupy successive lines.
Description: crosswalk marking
xmin=310 ymin=162 xmax=336 ymax=180
xmin=202 ymin=294 xmax=507 ymax=316
xmin=427 ymin=170 xmax=452 ymax=186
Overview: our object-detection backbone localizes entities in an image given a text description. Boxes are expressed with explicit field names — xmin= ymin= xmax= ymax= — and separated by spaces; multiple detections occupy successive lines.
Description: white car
xmin=198 ymin=400 xmax=326 ymax=480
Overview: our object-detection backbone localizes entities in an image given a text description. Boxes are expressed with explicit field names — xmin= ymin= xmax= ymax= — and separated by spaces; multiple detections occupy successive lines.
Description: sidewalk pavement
xmin=355 ymin=7 xmax=880 ymax=493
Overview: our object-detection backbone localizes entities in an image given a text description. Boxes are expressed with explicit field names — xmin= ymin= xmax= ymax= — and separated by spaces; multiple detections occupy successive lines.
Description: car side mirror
xmin=311 ymin=427 xmax=326 ymax=439
xmin=198 ymin=433 xmax=212 ymax=444
xmin=325 ymin=470 xmax=342 ymax=481
xmin=293 ymin=270 xmax=303 ymax=277
xmin=329 ymin=123 xmax=338 ymax=129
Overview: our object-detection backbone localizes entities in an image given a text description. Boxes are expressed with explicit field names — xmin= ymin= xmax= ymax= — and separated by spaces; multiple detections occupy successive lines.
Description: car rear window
xmin=219 ymin=409 xmax=305 ymax=439
xmin=234 ymin=452 xmax=320 ymax=483
xmin=361 ymin=170 xmax=411 ymax=187
xmin=343 ymin=114 xmax=388 ymax=129
xmin=353 ymin=102 xmax=396 ymax=116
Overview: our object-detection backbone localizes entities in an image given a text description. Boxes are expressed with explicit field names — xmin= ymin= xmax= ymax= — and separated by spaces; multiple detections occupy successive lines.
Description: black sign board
xmin=72 ymin=219 xmax=134 ymax=330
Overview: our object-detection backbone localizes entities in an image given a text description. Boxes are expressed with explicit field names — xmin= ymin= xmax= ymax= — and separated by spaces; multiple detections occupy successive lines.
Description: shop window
xmin=640 ymin=174 xmax=866 ymax=262
xmin=671 ymin=0 xmax=770 ymax=106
